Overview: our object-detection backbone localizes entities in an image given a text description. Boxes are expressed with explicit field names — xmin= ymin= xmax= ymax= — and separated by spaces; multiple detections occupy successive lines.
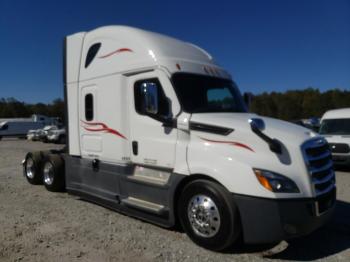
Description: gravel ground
xmin=0 ymin=139 xmax=349 ymax=262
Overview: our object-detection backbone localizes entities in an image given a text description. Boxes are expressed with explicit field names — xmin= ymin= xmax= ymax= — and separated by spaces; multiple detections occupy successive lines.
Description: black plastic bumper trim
xmin=233 ymin=188 xmax=336 ymax=244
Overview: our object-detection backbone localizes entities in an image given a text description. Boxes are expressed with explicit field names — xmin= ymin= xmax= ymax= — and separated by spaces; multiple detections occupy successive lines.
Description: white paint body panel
xmin=78 ymin=74 xmax=130 ymax=163
xmin=127 ymin=70 xmax=180 ymax=168
xmin=188 ymin=113 xmax=318 ymax=198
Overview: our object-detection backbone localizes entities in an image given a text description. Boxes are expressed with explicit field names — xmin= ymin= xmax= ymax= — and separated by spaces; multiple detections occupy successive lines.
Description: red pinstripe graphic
xmin=81 ymin=121 xmax=127 ymax=140
xmin=98 ymin=48 xmax=133 ymax=59
xmin=200 ymin=137 xmax=255 ymax=152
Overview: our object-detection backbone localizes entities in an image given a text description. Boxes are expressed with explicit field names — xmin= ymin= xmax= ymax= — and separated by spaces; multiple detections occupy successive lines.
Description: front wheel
xmin=178 ymin=179 xmax=241 ymax=251
xmin=43 ymin=154 xmax=65 ymax=192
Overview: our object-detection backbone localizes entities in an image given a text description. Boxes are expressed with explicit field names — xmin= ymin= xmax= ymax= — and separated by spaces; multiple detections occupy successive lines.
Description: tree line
xmin=0 ymin=98 xmax=64 ymax=120
xmin=250 ymin=88 xmax=350 ymax=120
xmin=0 ymin=88 xmax=349 ymax=121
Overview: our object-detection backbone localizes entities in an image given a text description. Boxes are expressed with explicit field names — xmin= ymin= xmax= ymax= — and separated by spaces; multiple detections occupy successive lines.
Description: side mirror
xmin=249 ymin=118 xmax=282 ymax=154
xmin=243 ymin=92 xmax=253 ymax=108
xmin=141 ymin=82 xmax=159 ymax=115
xmin=248 ymin=118 xmax=265 ymax=131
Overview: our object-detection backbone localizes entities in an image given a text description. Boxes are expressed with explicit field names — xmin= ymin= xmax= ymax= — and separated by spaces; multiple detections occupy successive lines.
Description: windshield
xmin=172 ymin=73 xmax=247 ymax=113
xmin=319 ymin=118 xmax=350 ymax=135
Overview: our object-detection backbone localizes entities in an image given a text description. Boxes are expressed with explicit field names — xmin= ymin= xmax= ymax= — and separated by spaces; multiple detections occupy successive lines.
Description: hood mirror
xmin=249 ymin=118 xmax=282 ymax=154
xmin=249 ymin=118 xmax=265 ymax=131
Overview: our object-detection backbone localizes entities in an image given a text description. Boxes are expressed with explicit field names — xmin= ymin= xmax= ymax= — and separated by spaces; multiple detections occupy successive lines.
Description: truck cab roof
xmin=66 ymin=25 xmax=231 ymax=83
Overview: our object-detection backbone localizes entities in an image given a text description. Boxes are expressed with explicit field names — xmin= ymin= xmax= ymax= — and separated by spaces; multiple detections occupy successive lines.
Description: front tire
xmin=43 ymin=154 xmax=65 ymax=192
xmin=178 ymin=179 xmax=241 ymax=251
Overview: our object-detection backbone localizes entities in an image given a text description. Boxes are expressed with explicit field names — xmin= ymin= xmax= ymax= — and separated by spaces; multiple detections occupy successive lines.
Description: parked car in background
xmin=304 ymin=117 xmax=320 ymax=132
xmin=320 ymin=108 xmax=350 ymax=167
xmin=26 ymin=129 xmax=38 ymax=141
xmin=47 ymin=127 xmax=66 ymax=144
xmin=27 ymin=125 xmax=64 ymax=143
xmin=0 ymin=115 xmax=61 ymax=140
xmin=292 ymin=118 xmax=320 ymax=132
xmin=38 ymin=125 xmax=59 ymax=142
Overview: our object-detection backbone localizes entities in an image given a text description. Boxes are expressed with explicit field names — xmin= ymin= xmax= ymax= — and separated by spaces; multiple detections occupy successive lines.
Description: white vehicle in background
xmin=27 ymin=127 xmax=48 ymax=141
xmin=22 ymin=26 xmax=336 ymax=251
xmin=27 ymin=130 xmax=36 ymax=141
xmin=320 ymin=108 xmax=350 ymax=167
xmin=27 ymin=125 xmax=65 ymax=143
xmin=0 ymin=115 xmax=59 ymax=140
xmin=47 ymin=127 xmax=66 ymax=144
xmin=38 ymin=125 xmax=59 ymax=142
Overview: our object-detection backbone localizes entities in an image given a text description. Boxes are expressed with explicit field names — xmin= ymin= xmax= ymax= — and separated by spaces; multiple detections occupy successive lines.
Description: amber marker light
xmin=253 ymin=169 xmax=300 ymax=193
xmin=254 ymin=169 xmax=273 ymax=191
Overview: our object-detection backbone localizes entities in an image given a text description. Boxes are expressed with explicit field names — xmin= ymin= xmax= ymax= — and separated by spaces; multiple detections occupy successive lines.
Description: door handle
xmin=132 ymin=141 xmax=138 ymax=155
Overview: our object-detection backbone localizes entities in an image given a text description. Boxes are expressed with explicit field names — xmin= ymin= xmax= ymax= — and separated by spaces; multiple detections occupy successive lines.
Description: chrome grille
xmin=302 ymin=138 xmax=336 ymax=196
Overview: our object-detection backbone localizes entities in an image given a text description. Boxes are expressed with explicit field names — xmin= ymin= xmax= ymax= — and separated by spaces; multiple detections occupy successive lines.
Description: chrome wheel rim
xmin=43 ymin=162 xmax=54 ymax=185
xmin=26 ymin=158 xmax=35 ymax=179
xmin=187 ymin=194 xmax=221 ymax=238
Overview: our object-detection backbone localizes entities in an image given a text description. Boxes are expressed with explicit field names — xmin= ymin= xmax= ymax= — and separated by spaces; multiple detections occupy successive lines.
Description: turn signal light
xmin=253 ymin=168 xmax=300 ymax=193
xmin=254 ymin=170 xmax=273 ymax=191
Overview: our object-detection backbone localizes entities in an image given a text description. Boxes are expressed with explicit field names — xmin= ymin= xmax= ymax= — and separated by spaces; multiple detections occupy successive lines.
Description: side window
xmin=85 ymin=94 xmax=94 ymax=121
xmin=85 ymin=43 xmax=101 ymax=68
xmin=134 ymin=78 xmax=170 ymax=119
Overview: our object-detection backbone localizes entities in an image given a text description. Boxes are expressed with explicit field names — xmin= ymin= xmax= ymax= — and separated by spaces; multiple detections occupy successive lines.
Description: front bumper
xmin=233 ymin=188 xmax=336 ymax=244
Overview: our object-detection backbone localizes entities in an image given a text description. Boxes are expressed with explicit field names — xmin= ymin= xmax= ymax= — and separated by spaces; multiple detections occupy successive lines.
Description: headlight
xmin=253 ymin=169 xmax=300 ymax=193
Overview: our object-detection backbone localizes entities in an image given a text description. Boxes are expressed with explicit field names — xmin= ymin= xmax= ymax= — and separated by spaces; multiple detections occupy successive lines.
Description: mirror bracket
xmin=162 ymin=117 xmax=177 ymax=128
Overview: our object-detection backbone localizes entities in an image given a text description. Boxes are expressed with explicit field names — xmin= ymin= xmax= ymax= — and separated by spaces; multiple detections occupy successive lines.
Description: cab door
xmin=127 ymin=70 xmax=180 ymax=169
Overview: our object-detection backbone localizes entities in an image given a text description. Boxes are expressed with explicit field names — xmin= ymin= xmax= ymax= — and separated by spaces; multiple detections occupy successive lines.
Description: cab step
xmin=121 ymin=197 xmax=168 ymax=216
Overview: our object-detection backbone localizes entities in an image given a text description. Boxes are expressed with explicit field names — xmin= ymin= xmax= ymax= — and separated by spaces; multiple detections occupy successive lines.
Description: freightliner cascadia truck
xmin=22 ymin=26 xmax=336 ymax=251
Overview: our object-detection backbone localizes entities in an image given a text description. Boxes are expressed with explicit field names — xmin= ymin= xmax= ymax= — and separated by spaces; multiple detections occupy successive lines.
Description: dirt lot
xmin=0 ymin=139 xmax=349 ymax=262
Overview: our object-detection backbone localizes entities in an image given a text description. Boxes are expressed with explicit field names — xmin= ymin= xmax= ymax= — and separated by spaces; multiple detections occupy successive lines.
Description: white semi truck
xmin=22 ymin=26 xmax=336 ymax=251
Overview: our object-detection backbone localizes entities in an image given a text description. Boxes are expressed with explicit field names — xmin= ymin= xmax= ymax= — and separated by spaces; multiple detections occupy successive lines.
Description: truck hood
xmin=188 ymin=113 xmax=326 ymax=199
xmin=190 ymin=113 xmax=318 ymax=149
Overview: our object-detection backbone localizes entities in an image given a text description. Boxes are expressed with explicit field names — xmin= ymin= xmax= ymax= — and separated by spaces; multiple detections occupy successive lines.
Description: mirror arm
xmin=249 ymin=120 xmax=282 ymax=154
xmin=162 ymin=117 xmax=177 ymax=128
